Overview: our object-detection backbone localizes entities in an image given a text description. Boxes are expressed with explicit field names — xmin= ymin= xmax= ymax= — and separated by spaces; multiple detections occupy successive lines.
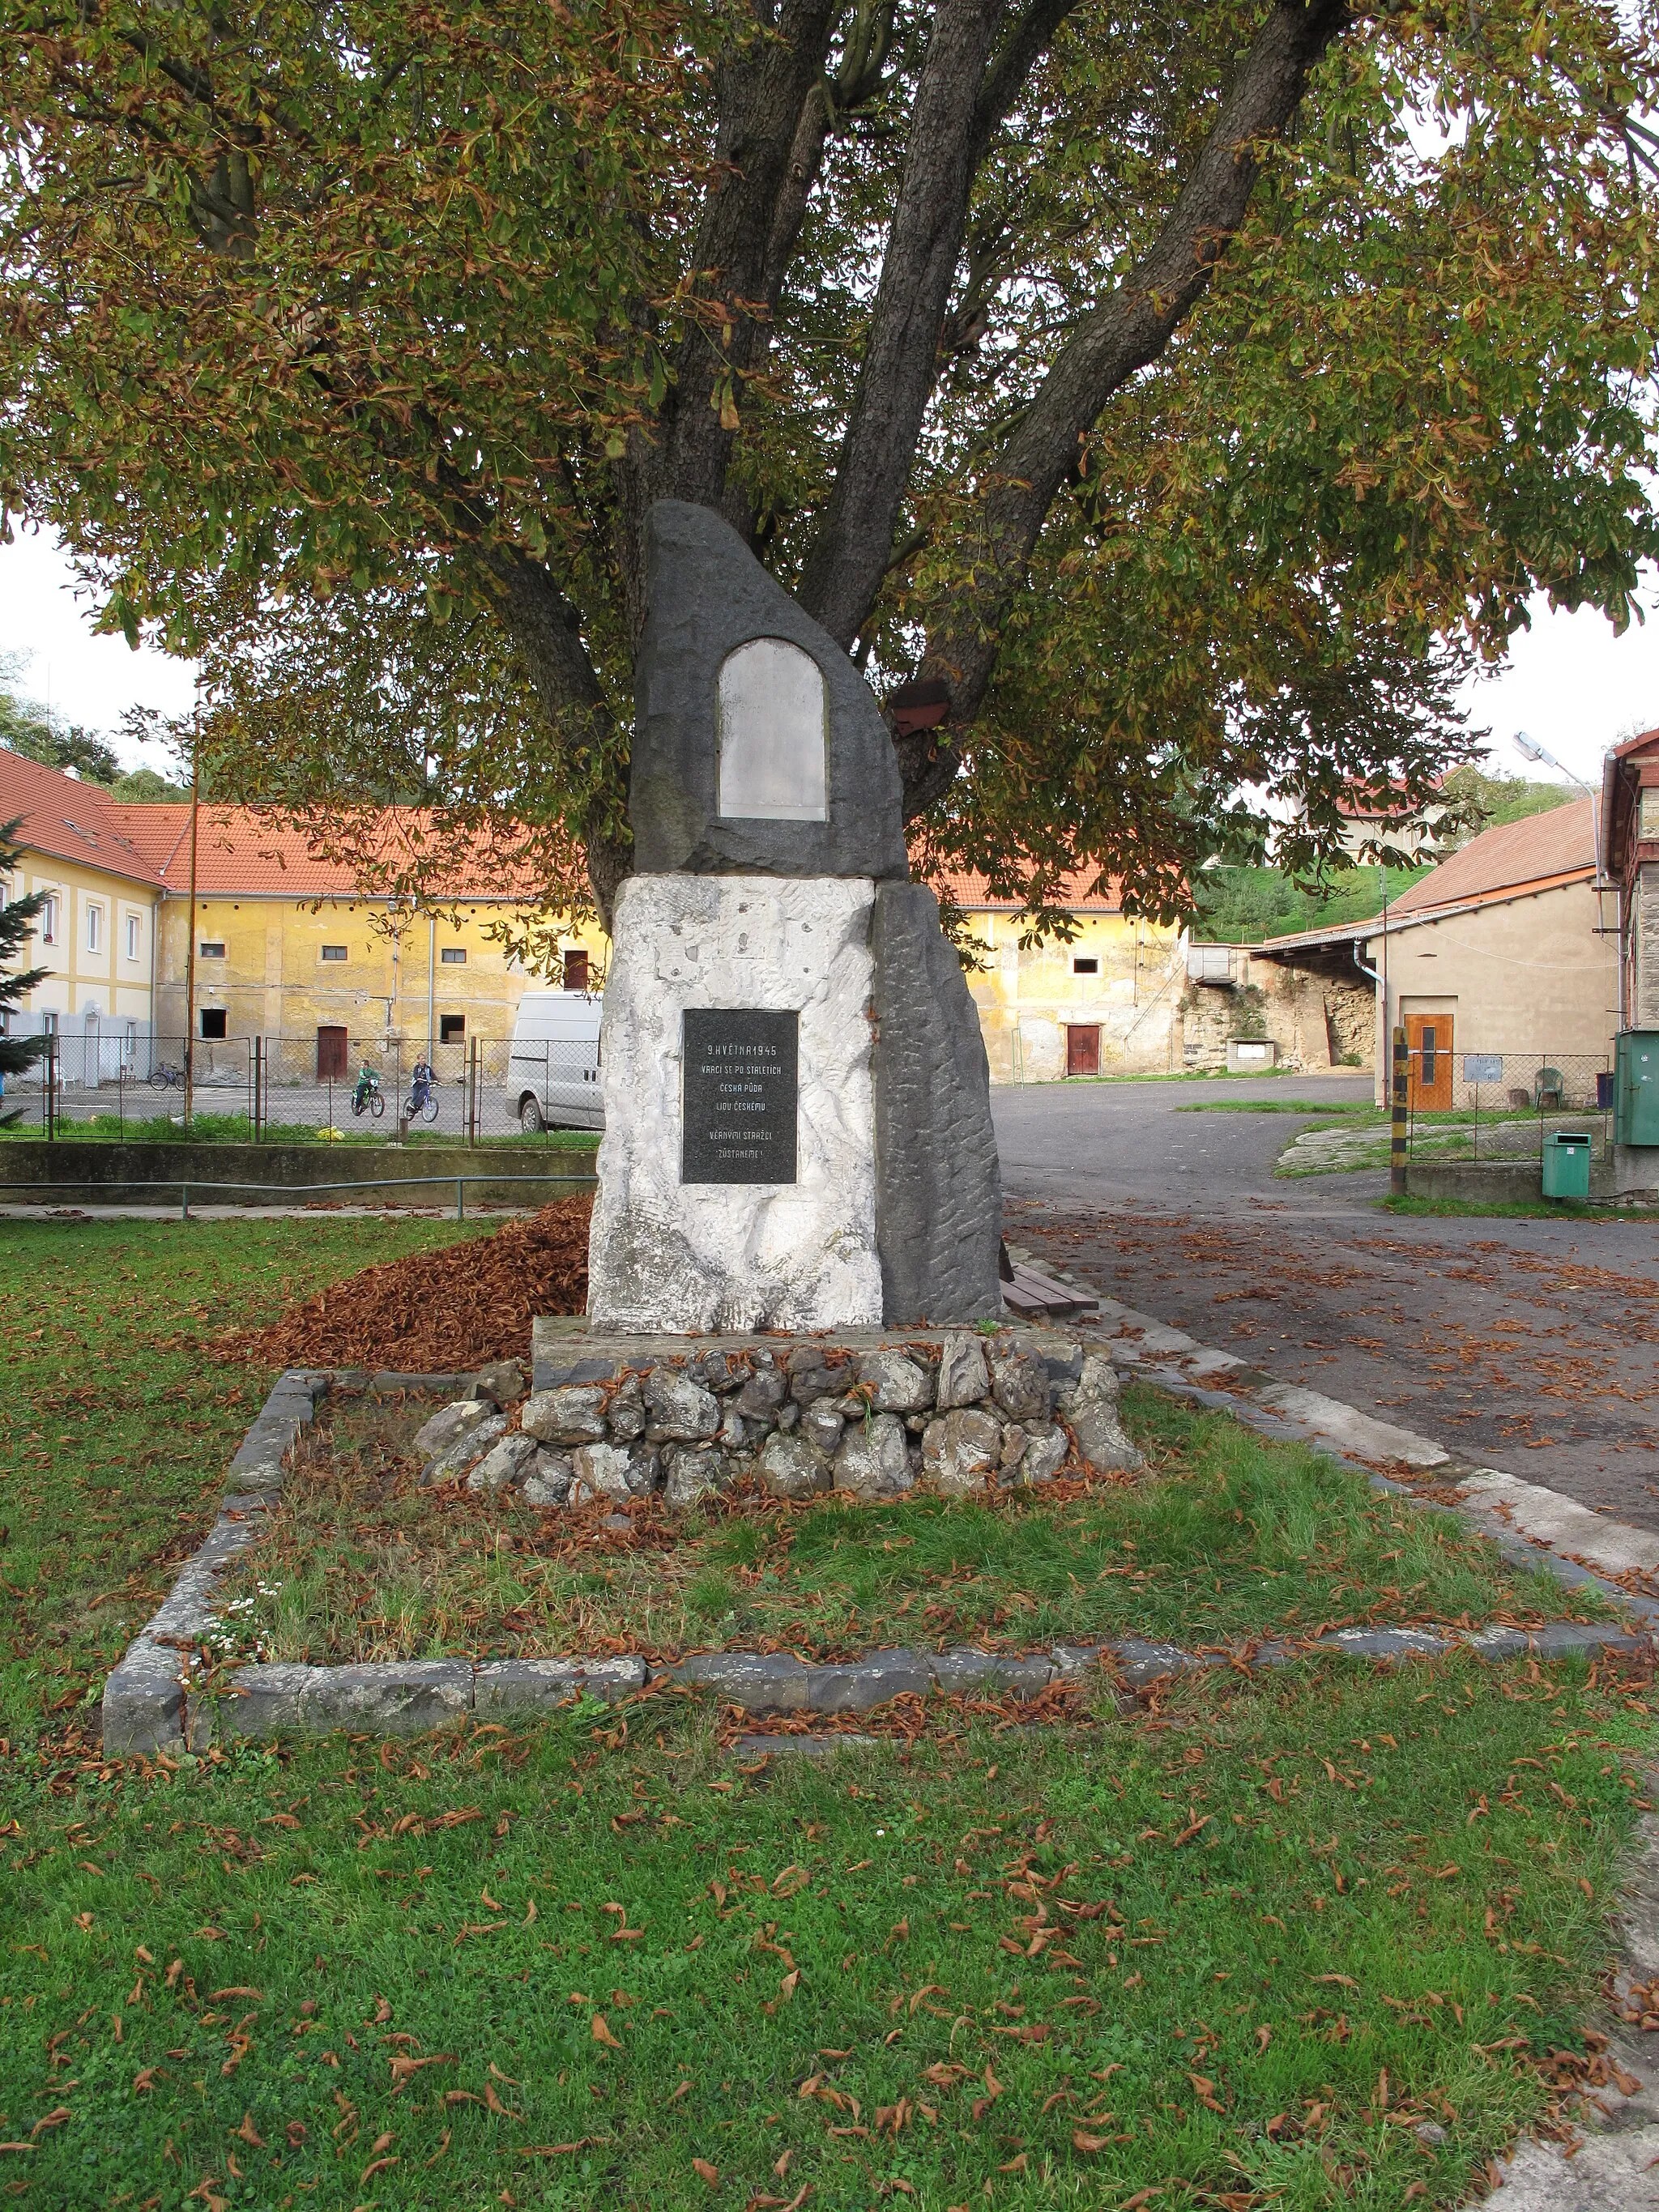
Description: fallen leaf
xmin=693 ymin=2156 xmax=721 ymax=2185
xmin=1072 ymin=2130 xmax=1114 ymax=2152
xmin=591 ymin=2014 xmax=623 ymax=2049
xmin=231 ymin=2113 xmax=264 ymax=2149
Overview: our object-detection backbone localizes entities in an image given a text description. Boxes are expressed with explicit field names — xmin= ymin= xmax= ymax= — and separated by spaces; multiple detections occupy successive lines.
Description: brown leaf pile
xmin=235 ymin=1198 xmax=591 ymax=1372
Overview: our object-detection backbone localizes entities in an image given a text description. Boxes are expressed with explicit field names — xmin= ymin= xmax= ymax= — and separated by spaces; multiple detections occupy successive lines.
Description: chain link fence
xmin=1 ymin=1034 xmax=603 ymax=1148
xmin=1402 ymin=1048 xmax=1613 ymax=1164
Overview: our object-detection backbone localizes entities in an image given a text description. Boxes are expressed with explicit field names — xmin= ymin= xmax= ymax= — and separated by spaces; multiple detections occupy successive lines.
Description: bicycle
xmin=147 ymin=1062 xmax=186 ymax=1090
xmin=350 ymin=1072 xmax=386 ymax=1119
xmin=404 ymin=1082 xmax=440 ymax=1125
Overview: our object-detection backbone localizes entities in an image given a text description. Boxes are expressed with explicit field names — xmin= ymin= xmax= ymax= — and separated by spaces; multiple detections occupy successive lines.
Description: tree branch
xmin=919 ymin=0 xmax=1350 ymax=745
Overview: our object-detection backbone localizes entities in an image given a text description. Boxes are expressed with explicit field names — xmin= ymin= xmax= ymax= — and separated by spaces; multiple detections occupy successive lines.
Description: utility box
xmin=1226 ymin=1038 xmax=1278 ymax=1073
xmin=1614 ymin=1031 xmax=1659 ymax=1147
xmin=1542 ymin=1129 xmax=1593 ymax=1200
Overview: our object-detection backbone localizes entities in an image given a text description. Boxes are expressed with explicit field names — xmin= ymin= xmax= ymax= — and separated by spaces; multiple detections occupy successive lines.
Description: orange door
xmin=1405 ymin=1013 xmax=1453 ymax=1110
xmin=1066 ymin=1024 xmax=1101 ymax=1077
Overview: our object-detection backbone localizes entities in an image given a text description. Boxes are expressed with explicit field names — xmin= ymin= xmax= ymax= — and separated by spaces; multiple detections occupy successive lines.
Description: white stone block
xmin=588 ymin=872 xmax=883 ymax=1332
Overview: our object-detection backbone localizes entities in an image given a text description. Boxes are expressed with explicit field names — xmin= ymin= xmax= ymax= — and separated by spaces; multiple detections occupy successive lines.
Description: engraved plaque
xmin=681 ymin=1008 xmax=799 ymax=1184
xmin=716 ymin=638 xmax=828 ymax=820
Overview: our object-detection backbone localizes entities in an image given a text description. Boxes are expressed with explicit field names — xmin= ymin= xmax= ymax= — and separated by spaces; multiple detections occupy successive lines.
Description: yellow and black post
xmin=1390 ymin=1024 xmax=1410 ymax=1195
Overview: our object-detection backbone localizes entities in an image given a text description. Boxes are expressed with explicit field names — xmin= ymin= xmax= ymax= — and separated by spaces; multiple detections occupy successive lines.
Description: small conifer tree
xmin=0 ymin=818 xmax=50 ymax=1119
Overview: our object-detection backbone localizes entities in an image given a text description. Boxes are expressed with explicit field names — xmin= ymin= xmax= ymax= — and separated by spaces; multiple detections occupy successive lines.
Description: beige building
xmin=1252 ymin=799 xmax=1618 ymax=1106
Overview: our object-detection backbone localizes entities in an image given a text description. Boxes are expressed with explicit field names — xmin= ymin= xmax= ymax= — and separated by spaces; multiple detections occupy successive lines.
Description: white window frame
xmin=87 ymin=902 xmax=103 ymax=954
xmin=39 ymin=893 xmax=58 ymax=945
xmin=125 ymin=913 xmax=142 ymax=961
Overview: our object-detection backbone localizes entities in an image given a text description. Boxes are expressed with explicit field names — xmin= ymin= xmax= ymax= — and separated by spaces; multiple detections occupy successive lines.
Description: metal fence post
xmin=1389 ymin=1025 xmax=1409 ymax=1196
xmin=456 ymin=1177 xmax=465 ymax=1221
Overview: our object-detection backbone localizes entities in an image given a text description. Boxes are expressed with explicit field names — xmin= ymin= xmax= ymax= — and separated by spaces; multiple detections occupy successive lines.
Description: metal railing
xmin=1399 ymin=1049 xmax=1613 ymax=1165
xmin=0 ymin=1168 xmax=596 ymax=1220
xmin=1 ymin=1032 xmax=602 ymax=1149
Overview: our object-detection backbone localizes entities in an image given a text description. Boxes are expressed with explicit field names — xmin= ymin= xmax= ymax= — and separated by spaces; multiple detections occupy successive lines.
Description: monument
xmin=587 ymin=501 xmax=1003 ymax=1333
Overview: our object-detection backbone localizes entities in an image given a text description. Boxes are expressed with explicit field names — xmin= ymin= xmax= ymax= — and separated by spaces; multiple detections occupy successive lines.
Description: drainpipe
xmin=183 ymin=739 xmax=199 ymax=1125
xmin=428 ymin=911 xmax=436 ymax=1058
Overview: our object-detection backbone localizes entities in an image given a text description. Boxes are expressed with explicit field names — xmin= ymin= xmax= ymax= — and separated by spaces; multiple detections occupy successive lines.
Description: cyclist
xmin=352 ymin=1060 xmax=379 ymax=1114
xmin=407 ymin=1057 xmax=434 ymax=1115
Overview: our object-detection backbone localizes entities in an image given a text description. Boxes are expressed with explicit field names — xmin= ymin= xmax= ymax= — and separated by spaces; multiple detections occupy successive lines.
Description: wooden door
xmin=1066 ymin=1024 xmax=1101 ymax=1077
xmin=1405 ymin=1012 xmax=1452 ymax=1110
xmin=316 ymin=1025 xmax=348 ymax=1080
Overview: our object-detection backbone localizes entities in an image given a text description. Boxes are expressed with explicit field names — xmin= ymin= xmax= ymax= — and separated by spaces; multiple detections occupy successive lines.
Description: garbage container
xmin=1542 ymin=1129 xmax=1593 ymax=1200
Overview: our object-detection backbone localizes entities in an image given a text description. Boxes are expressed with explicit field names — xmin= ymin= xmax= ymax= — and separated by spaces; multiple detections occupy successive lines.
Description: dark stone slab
xmin=101 ymin=1639 xmax=187 ymax=1758
xmin=681 ymin=1008 xmax=799 ymax=1185
xmin=629 ymin=501 xmax=908 ymax=881
xmin=871 ymin=881 xmax=1003 ymax=1323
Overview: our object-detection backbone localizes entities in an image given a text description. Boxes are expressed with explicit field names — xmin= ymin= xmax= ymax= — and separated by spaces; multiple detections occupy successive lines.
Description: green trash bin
xmin=1542 ymin=1129 xmax=1593 ymax=1200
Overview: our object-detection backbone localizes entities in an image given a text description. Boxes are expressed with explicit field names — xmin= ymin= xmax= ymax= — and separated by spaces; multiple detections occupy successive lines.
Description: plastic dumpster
xmin=1542 ymin=1129 xmax=1593 ymax=1200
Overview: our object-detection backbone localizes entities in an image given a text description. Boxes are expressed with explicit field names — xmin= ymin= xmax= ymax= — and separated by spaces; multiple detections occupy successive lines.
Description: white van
xmin=508 ymin=991 xmax=604 ymax=1132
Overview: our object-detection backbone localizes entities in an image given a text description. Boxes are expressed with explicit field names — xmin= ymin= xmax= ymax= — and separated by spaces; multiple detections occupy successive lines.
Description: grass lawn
xmin=6 ymin=1113 xmax=599 ymax=1151
xmin=208 ymin=1384 xmax=1597 ymax=1671
xmin=2 ymin=1213 xmax=1656 ymax=2211
xmin=1172 ymin=1102 xmax=1380 ymax=1117
xmin=1379 ymin=1195 xmax=1659 ymax=1223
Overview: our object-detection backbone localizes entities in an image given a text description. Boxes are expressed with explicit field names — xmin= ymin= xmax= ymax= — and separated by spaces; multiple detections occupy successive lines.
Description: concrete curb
xmin=100 ymin=1365 xmax=1654 ymax=1758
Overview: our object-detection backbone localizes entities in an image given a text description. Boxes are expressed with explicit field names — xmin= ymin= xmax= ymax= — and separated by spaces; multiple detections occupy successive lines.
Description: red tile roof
xmin=0 ymin=747 xmax=165 ymax=885
xmin=1388 ymin=795 xmax=1595 ymax=917
xmin=925 ymin=867 xmax=1122 ymax=913
xmin=101 ymin=803 xmax=548 ymax=899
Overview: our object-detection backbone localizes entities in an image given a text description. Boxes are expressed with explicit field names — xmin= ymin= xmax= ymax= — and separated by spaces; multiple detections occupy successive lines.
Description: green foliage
xmin=1192 ymin=862 xmax=1428 ymax=944
xmin=1442 ymin=764 xmax=1578 ymax=835
xmin=0 ymin=2 xmax=1654 ymax=919
xmin=0 ymin=816 xmax=48 ymax=1085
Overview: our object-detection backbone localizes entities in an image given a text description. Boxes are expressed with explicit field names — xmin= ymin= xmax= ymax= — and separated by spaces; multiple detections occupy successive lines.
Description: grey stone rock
xmin=805 ymin=1651 xmax=933 ymax=1711
xmin=571 ymin=1442 xmax=656 ymax=1502
xmin=834 ymin=1412 xmax=915 ymax=1498
xmin=776 ymin=1401 xmax=801 ymax=1434
xmin=664 ymin=1651 xmax=814 ymax=1711
xmin=856 ymin=1349 xmax=932 ymax=1413
xmin=930 ymin=1648 xmax=1054 ymax=1698
xmin=802 ymin=1401 xmax=844 ymax=1454
xmin=466 ymin=1431 xmax=538 ymax=1493
xmin=922 ymin=1408 xmax=1003 ymax=1496
xmin=101 ymin=1638 xmax=187 ymax=1758
xmin=521 ymin=1386 xmax=609 ymax=1447
xmin=736 ymin=1368 xmax=787 ymax=1419
xmin=998 ymin=1424 xmax=1030 ymax=1479
xmin=475 ymin=1657 xmax=646 ymax=1714
xmin=789 ymin=1365 xmax=842 ymax=1406
xmin=719 ymin=1405 xmax=748 ymax=1451
xmin=214 ymin=1662 xmax=326 ymax=1741
xmin=1056 ymin=1352 xmax=1120 ymax=1414
xmin=1415 ymin=2124 xmax=1448 ymax=2149
xmin=936 ymin=1332 xmax=991 ymax=1409
xmin=470 ymin=1357 xmax=527 ymax=1408
xmin=904 ymin=1413 xmax=928 ymax=1434
xmin=663 ymin=1445 xmax=731 ymax=1509
xmin=522 ymin=1450 xmax=574 ymax=1507
xmin=296 ymin=1660 xmax=473 ymax=1737
xmin=629 ymin=499 xmax=908 ymax=882
xmin=1008 ymin=1328 xmax=1085 ymax=1386
xmin=991 ymin=1349 xmax=1052 ymax=1424
xmin=422 ymin=1413 xmax=507 ymax=1485
xmin=607 ymin=1376 xmax=646 ymax=1441
xmin=693 ymin=1353 xmax=746 ymax=1394
xmin=1017 ymin=1424 xmax=1069 ymax=1484
xmin=759 ymin=1431 xmax=834 ymax=1500
xmin=835 ymin=1392 xmax=870 ymax=1417
xmin=644 ymin=1369 xmax=722 ymax=1441
xmin=412 ymin=1398 xmax=496 ymax=1462
xmin=372 ymin=1370 xmax=467 ymax=1395
xmin=871 ymin=880 xmax=1003 ymax=1324
xmin=1068 ymin=1399 xmax=1143 ymax=1474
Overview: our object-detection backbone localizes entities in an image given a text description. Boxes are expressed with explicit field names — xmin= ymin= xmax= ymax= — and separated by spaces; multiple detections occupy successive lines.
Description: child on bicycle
xmin=408 ymin=1058 xmax=433 ymax=1114
xmin=353 ymin=1060 xmax=378 ymax=1112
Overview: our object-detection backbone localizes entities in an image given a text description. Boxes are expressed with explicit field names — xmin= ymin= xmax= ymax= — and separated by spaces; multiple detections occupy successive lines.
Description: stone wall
xmin=1177 ymin=955 xmax=1373 ymax=1072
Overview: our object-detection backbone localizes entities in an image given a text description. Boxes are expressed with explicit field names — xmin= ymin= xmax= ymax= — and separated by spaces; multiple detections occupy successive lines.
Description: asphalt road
xmin=992 ymin=1075 xmax=1659 ymax=1532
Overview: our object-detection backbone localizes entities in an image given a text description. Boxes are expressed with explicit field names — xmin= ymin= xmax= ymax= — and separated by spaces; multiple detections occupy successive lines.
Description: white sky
xmin=2 ymin=522 xmax=1657 ymax=791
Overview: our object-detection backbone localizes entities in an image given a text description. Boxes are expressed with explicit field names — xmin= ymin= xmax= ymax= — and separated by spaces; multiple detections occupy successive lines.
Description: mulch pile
xmin=237 ymin=1196 xmax=591 ymax=1372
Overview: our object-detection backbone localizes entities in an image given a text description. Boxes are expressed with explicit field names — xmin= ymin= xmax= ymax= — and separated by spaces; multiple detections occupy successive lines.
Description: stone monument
xmin=587 ymin=501 xmax=1002 ymax=1333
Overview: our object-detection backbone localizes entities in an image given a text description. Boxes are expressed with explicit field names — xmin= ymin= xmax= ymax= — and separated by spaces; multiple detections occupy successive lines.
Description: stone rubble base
xmin=101 ymin=1356 xmax=1653 ymax=1758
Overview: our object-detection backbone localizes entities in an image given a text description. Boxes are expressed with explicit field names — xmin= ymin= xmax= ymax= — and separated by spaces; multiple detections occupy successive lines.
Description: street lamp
xmin=1512 ymin=729 xmax=1593 ymax=793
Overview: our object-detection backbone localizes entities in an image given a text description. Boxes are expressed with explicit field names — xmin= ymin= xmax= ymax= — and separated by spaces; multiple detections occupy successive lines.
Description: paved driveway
xmin=993 ymin=1076 xmax=1659 ymax=1532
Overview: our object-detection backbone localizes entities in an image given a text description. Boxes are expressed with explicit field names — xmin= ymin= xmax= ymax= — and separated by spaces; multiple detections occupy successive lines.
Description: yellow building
xmin=0 ymin=748 xmax=164 ymax=1077
xmin=938 ymin=871 xmax=1188 ymax=1081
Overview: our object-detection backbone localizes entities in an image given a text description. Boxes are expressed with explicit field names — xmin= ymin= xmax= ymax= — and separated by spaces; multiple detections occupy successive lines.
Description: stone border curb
xmin=101 ymin=1354 xmax=1657 ymax=1759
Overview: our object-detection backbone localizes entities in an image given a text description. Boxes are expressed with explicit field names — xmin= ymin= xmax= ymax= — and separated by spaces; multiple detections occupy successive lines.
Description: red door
xmin=317 ymin=1025 xmax=348 ymax=1080
xmin=1066 ymin=1024 xmax=1101 ymax=1077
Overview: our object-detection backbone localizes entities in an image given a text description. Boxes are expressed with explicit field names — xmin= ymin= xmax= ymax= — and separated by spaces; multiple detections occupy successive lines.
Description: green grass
xmin=2 ymin=1212 xmax=1655 ymax=2210
xmin=0 ymin=1215 xmax=501 ymax=1741
xmin=1380 ymin=1194 xmax=1659 ymax=1222
xmin=1174 ymin=1101 xmax=1381 ymax=1116
xmin=2 ymin=1660 xmax=1653 ymax=2210
xmin=6 ymin=1112 xmax=599 ymax=1151
xmin=210 ymin=1383 xmax=1598 ymax=1670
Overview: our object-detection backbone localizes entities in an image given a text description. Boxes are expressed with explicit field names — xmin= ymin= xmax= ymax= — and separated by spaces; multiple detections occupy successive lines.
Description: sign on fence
xmin=1463 ymin=1055 xmax=1504 ymax=1085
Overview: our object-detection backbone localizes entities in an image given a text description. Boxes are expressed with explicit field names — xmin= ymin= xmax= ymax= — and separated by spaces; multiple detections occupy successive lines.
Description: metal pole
xmin=457 ymin=1176 xmax=465 ymax=1221
xmin=1473 ymin=1078 xmax=1478 ymax=1164
xmin=180 ymin=1180 xmax=190 ymax=1223
xmin=1389 ymin=1025 xmax=1409 ymax=1196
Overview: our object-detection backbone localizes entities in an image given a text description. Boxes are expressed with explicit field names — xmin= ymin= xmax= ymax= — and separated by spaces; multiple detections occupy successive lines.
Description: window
xmin=320 ymin=944 xmax=348 ymax=961
xmin=440 ymin=946 xmax=467 ymax=965
xmin=1073 ymin=956 xmax=1098 ymax=975
xmin=41 ymin=1009 xmax=58 ymax=1035
xmin=198 ymin=940 xmax=226 ymax=959
xmin=40 ymin=894 xmax=58 ymax=944
xmin=86 ymin=903 xmax=102 ymax=954
xmin=440 ymin=1014 xmax=466 ymax=1044
xmin=200 ymin=1008 xmax=228 ymax=1039
xmin=562 ymin=948 xmax=590 ymax=992
xmin=126 ymin=914 xmax=141 ymax=961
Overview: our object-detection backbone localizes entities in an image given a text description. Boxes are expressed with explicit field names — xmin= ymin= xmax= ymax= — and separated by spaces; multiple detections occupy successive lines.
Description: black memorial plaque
xmin=681 ymin=1008 xmax=799 ymax=1185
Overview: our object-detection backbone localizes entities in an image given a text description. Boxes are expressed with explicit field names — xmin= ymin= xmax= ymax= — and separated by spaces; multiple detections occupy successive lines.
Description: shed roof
xmin=1387 ymin=795 xmax=1595 ymax=916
